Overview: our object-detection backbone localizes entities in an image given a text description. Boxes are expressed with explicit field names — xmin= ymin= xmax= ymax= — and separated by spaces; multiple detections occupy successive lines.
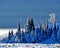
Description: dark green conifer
xmin=18 ymin=20 xmax=20 ymax=32
xmin=8 ymin=30 xmax=11 ymax=40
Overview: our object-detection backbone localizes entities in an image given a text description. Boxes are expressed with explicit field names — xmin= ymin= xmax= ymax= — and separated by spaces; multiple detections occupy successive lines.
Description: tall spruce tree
xmin=18 ymin=20 xmax=20 ymax=32
xmin=45 ymin=20 xmax=49 ymax=39
xmin=27 ymin=16 xmax=35 ymax=32
xmin=45 ymin=20 xmax=48 ymax=30
xmin=54 ymin=21 xmax=57 ymax=41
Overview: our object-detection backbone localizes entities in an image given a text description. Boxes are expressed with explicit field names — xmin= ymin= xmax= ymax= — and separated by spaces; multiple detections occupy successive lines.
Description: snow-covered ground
xmin=0 ymin=43 xmax=60 ymax=48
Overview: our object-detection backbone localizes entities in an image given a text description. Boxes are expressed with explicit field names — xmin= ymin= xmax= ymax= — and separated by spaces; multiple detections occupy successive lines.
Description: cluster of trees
xmin=1 ymin=16 xmax=60 ymax=43
xmin=8 ymin=30 xmax=13 ymax=40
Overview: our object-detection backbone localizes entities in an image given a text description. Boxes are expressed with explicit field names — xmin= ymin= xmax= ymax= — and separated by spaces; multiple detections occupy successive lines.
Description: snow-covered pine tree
xmin=26 ymin=16 xmax=31 ymax=33
xmin=45 ymin=20 xmax=52 ymax=39
xmin=45 ymin=20 xmax=48 ymax=30
xmin=44 ymin=20 xmax=48 ymax=39
xmin=53 ymin=21 xmax=57 ymax=41
xmin=38 ymin=22 xmax=45 ymax=42
xmin=26 ymin=16 xmax=35 ymax=33
xmin=17 ymin=19 xmax=21 ymax=32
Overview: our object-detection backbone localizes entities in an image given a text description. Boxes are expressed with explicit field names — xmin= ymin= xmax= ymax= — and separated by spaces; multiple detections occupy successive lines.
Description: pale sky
xmin=0 ymin=0 xmax=60 ymax=16
xmin=0 ymin=0 xmax=60 ymax=28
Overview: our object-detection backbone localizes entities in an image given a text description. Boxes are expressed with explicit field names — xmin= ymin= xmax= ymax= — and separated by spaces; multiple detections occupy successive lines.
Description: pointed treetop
xmin=18 ymin=19 xmax=20 ymax=32
xmin=45 ymin=19 xmax=48 ymax=30
xmin=27 ymin=16 xmax=35 ymax=31
xmin=8 ymin=30 xmax=11 ymax=39
xmin=8 ymin=30 xmax=10 ymax=35
xmin=27 ymin=16 xmax=31 ymax=25
xmin=11 ymin=29 xmax=13 ymax=35
xmin=27 ymin=16 xmax=34 ymax=25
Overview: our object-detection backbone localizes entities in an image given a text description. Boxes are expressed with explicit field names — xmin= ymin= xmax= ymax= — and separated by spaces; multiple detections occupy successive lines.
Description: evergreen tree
xmin=45 ymin=20 xmax=48 ymax=30
xmin=30 ymin=17 xmax=35 ymax=30
xmin=54 ymin=21 xmax=56 ymax=30
xmin=53 ymin=21 xmax=57 ymax=41
xmin=8 ymin=30 xmax=11 ymax=40
xmin=18 ymin=20 xmax=20 ymax=32
xmin=16 ymin=19 xmax=21 ymax=35
xmin=27 ymin=16 xmax=35 ymax=32
xmin=44 ymin=20 xmax=48 ymax=39
xmin=11 ymin=30 xmax=13 ymax=36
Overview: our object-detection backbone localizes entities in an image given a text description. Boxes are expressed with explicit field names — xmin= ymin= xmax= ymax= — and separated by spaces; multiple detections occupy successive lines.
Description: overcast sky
xmin=0 ymin=0 xmax=60 ymax=16
xmin=0 ymin=0 xmax=60 ymax=28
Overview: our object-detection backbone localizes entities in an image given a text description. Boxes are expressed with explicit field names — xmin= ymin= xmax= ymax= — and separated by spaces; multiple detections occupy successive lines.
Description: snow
xmin=0 ymin=43 xmax=60 ymax=48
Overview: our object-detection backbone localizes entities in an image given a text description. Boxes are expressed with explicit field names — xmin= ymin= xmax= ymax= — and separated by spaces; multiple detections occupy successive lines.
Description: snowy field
xmin=0 ymin=43 xmax=60 ymax=48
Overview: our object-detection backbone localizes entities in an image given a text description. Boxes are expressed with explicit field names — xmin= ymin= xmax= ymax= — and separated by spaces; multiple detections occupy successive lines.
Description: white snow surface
xmin=0 ymin=43 xmax=60 ymax=48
